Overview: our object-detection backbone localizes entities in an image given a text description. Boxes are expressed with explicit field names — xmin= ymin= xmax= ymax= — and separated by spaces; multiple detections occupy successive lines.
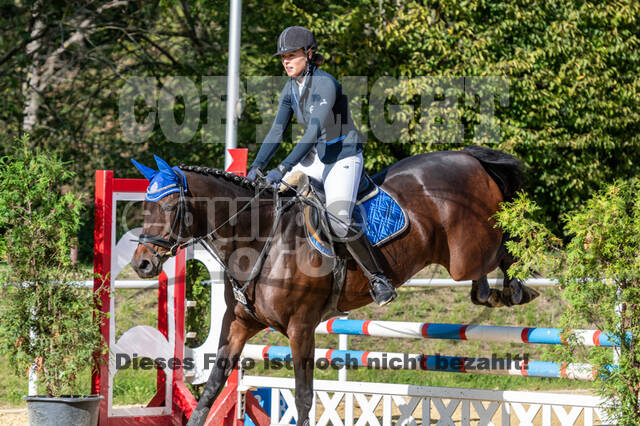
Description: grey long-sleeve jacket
xmin=251 ymin=67 xmax=363 ymax=171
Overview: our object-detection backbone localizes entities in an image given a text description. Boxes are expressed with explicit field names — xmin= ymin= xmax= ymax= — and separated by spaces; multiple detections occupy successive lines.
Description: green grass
xmin=0 ymin=267 xmax=601 ymax=408
xmin=112 ymin=368 xmax=159 ymax=406
xmin=0 ymin=356 xmax=29 ymax=408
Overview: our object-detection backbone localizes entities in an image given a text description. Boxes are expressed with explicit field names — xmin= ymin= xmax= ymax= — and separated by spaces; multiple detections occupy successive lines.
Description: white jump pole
xmin=224 ymin=0 xmax=242 ymax=170
xmin=28 ymin=327 xmax=37 ymax=395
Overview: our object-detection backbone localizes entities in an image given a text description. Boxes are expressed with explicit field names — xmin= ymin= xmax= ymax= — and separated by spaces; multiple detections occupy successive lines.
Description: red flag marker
xmin=226 ymin=148 xmax=248 ymax=176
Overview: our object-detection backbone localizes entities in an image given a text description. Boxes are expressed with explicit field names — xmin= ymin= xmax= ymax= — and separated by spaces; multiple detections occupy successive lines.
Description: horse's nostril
xmin=138 ymin=259 xmax=152 ymax=274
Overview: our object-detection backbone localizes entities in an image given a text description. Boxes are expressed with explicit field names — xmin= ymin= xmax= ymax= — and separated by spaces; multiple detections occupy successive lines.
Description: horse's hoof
xmin=470 ymin=297 xmax=485 ymax=306
xmin=501 ymin=282 xmax=540 ymax=306
xmin=519 ymin=285 xmax=540 ymax=304
xmin=470 ymin=287 xmax=483 ymax=305
xmin=470 ymin=278 xmax=490 ymax=305
xmin=499 ymin=287 xmax=515 ymax=307
xmin=508 ymin=278 xmax=523 ymax=305
xmin=475 ymin=278 xmax=491 ymax=303
xmin=488 ymin=289 xmax=505 ymax=307
xmin=477 ymin=289 xmax=490 ymax=303
xmin=471 ymin=288 xmax=504 ymax=308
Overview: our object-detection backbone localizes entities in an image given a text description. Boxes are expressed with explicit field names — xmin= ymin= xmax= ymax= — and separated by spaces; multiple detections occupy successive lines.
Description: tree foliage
xmin=496 ymin=181 xmax=640 ymax=424
xmin=0 ymin=0 xmax=639 ymax=255
xmin=0 ymin=135 xmax=104 ymax=396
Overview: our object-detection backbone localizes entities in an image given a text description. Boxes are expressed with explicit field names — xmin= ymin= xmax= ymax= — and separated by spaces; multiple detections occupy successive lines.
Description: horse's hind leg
xmin=471 ymin=276 xmax=506 ymax=308
xmin=288 ymin=324 xmax=317 ymax=426
xmin=187 ymin=309 xmax=262 ymax=426
xmin=499 ymin=249 xmax=540 ymax=306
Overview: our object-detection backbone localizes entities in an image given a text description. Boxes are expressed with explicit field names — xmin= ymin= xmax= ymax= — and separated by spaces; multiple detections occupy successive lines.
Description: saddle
xmin=281 ymin=171 xmax=407 ymax=321
xmin=285 ymin=171 xmax=378 ymax=257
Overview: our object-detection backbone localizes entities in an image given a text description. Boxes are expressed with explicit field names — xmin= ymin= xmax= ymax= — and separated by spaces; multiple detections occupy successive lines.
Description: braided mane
xmin=178 ymin=165 xmax=269 ymax=192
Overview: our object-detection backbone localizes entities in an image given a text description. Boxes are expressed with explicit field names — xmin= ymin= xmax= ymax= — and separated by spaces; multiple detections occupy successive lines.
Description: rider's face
xmin=281 ymin=49 xmax=309 ymax=78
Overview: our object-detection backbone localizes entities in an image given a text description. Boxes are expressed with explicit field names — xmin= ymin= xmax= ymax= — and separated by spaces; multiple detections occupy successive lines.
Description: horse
xmin=130 ymin=146 xmax=538 ymax=426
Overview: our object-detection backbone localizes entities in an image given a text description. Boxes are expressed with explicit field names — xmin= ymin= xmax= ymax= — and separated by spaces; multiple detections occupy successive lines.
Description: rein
xmin=136 ymin=170 xmax=295 ymax=315
xmin=137 ymin=169 xmax=360 ymax=317
xmin=185 ymin=183 xmax=297 ymax=308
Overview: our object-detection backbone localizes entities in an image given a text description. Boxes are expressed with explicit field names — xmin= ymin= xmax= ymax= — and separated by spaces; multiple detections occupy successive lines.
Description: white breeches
xmin=284 ymin=150 xmax=363 ymax=237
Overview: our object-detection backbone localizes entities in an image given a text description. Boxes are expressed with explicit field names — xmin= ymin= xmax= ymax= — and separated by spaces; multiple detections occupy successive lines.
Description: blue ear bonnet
xmin=145 ymin=166 xmax=187 ymax=202
xmin=131 ymin=156 xmax=188 ymax=202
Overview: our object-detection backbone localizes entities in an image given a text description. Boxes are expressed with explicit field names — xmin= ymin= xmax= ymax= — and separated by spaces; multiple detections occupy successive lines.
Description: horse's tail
xmin=462 ymin=145 xmax=524 ymax=202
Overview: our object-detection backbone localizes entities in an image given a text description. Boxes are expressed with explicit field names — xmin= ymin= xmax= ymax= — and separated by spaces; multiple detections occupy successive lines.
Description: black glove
xmin=265 ymin=164 xmax=288 ymax=186
xmin=246 ymin=166 xmax=261 ymax=181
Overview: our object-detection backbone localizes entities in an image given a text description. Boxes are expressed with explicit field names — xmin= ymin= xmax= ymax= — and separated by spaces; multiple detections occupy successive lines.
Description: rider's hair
xmin=310 ymin=51 xmax=324 ymax=67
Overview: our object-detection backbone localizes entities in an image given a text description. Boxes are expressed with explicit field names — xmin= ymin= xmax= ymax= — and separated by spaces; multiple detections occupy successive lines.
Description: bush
xmin=0 ymin=134 xmax=105 ymax=396
xmin=496 ymin=179 xmax=640 ymax=424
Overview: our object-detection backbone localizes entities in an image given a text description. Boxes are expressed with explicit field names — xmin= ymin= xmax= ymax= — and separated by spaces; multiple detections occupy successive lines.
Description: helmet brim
xmin=272 ymin=47 xmax=303 ymax=57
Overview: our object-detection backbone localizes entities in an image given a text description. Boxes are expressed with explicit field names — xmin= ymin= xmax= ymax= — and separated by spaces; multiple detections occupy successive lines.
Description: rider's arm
xmin=251 ymin=83 xmax=294 ymax=170
xmin=280 ymin=76 xmax=336 ymax=171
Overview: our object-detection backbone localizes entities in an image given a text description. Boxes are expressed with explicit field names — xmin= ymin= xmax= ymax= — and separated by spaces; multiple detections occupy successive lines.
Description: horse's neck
xmin=190 ymin=176 xmax=279 ymax=259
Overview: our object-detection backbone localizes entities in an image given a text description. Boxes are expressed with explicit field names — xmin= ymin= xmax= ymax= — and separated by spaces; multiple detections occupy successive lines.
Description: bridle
xmin=138 ymin=175 xmax=191 ymax=260
xmin=137 ymin=170 xmax=270 ymax=262
xmin=136 ymin=169 xmax=358 ymax=314
xmin=136 ymin=170 xmax=286 ymax=314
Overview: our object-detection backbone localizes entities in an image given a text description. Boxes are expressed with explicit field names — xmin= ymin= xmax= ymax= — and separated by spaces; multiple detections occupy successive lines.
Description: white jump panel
xmin=242 ymin=376 xmax=610 ymax=426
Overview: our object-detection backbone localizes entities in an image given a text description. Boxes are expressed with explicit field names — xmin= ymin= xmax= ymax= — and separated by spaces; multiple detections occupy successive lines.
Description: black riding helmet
xmin=273 ymin=26 xmax=317 ymax=57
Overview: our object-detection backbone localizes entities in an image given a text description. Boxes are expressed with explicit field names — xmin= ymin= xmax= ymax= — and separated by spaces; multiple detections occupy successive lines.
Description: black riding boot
xmin=344 ymin=231 xmax=397 ymax=306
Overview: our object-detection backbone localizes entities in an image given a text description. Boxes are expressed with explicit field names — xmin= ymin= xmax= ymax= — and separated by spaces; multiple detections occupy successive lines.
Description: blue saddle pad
xmin=352 ymin=188 xmax=408 ymax=246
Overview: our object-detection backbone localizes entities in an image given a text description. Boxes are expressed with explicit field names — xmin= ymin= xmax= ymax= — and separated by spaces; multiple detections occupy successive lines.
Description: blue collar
xmin=290 ymin=64 xmax=316 ymax=106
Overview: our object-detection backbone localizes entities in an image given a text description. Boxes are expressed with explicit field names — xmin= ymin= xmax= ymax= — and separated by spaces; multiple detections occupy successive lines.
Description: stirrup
xmin=369 ymin=274 xmax=397 ymax=306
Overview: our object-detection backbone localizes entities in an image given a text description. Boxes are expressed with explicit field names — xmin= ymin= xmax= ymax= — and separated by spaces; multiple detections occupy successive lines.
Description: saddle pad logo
xmin=352 ymin=189 xmax=408 ymax=246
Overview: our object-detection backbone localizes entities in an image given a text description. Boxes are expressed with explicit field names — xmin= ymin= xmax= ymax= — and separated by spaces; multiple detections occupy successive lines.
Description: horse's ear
xmin=154 ymin=155 xmax=173 ymax=173
xmin=131 ymin=158 xmax=158 ymax=181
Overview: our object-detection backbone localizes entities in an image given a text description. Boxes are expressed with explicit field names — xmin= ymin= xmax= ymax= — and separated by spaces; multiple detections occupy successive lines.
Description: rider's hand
xmin=246 ymin=166 xmax=261 ymax=181
xmin=265 ymin=164 xmax=288 ymax=186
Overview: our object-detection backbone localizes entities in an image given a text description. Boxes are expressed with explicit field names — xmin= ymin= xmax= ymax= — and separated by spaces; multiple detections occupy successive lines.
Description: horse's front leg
xmin=470 ymin=276 xmax=490 ymax=305
xmin=289 ymin=324 xmax=317 ymax=426
xmin=187 ymin=308 xmax=262 ymax=426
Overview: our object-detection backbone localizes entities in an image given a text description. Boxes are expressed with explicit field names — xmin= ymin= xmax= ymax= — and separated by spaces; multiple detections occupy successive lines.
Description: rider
xmin=246 ymin=26 xmax=397 ymax=306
